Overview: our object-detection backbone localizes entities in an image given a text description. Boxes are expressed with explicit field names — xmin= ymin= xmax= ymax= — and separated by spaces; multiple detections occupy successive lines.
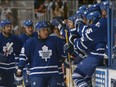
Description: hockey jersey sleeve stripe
xmin=61 ymin=55 xmax=67 ymax=58
xmin=96 ymin=48 xmax=105 ymax=51
xmin=30 ymin=71 xmax=59 ymax=75
xmin=19 ymin=53 xmax=26 ymax=57
xmin=70 ymin=28 xmax=76 ymax=31
xmin=30 ymin=66 xmax=58 ymax=70
xmin=0 ymin=66 xmax=16 ymax=70
xmin=85 ymin=33 xmax=93 ymax=41
xmin=80 ymin=41 xmax=88 ymax=49
xmin=19 ymin=58 xmax=26 ymax=61
xmin=90 ymin=52 xmax=105 ymax=56
xmin=81 ymin=26 xmax=87 ymax=36
xmin=76 ymin=41 xmax=85 ymax=53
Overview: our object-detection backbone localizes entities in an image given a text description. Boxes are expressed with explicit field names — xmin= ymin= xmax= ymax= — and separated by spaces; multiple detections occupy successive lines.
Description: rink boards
xmin=95 ymin=67 xmax=116 ymax=87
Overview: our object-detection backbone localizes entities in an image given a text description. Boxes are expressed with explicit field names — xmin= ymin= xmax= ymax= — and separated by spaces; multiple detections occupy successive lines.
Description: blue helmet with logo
xmin=0 ymin=20 xmax=11 ymax=27
xmin=87 ymin=11 xmax=101 ymax=24
xmin=100 ymin=1 xmax=111 ymax=11
xmin=35 ymin=21 xmax=49 ymax=30
xmin=23 ymin=20 xmax=33 ymax=27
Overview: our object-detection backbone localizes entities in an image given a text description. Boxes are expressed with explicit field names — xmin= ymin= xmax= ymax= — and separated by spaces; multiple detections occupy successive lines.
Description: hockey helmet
xmin=0 ymin=20 xmax=11 ymax=28
xmin=23 ymin=20 xmax=33 ymax=27
xmin=87 ymin=11 xmax=101 ymax=24
xmin=35 ymin=21 xmax=49 ymax=30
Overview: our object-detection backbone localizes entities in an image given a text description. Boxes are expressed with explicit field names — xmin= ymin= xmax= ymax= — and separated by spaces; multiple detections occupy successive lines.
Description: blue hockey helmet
xmin=100 ymin=1 xmax=112 ymax=11
xmin=50 ymin=18 xmax=59 ymax=27
xmin=35 ymin=21 xmax=49 ymax=30
xmin=87 ymin=11 xmax=101 ymax=24
xmin=88 ymin=3 xmax=101 ymax=12
xmin=0 ymin=20 xmax=11 ymax=27
xmin=81 ymin=10 xmax=91 ymax=19
xmin=78 ymin=5 xmax=87 ymax=12
xmin=75 ymin=11 xmax=83 ymax=19
xmin=23 ymin=20 xmax=33 ymax=27
xmin=68 ymin=15 xmax=77 ymax=23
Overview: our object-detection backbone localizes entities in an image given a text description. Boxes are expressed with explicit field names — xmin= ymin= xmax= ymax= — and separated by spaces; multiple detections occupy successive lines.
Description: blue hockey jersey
xmin=18 ymin=32 xmax=38 ymax=44
xmin=0 ymin=33 xmax=22 ymax=71
xmin=75 ymin=19 xmax=87 ymax=37
xmin=18 ymin=36 xmax=67 ymax=77
xmin=73 ymin=18 xmax=107 ymax=57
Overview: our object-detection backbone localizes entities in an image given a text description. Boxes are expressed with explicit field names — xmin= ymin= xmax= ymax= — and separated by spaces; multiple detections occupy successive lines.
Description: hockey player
xmin=18 ymin=20 xmax=37 ymax=87
xmin=0 ymin=20 xmax=22 ymax=87
xmin=19 ymin=20 xmax=37 ymax=44
xmin=50 ymin=22 xmax=66 ymax=87
xmin=69 ymin=10 xmax=106 ymax=87
xmin=15 ymin=21 xmax=67 ymax=87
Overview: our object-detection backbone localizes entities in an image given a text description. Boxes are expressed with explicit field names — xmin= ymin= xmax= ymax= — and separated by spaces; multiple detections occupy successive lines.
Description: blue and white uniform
xmin=18 ymin=21 xmax=67 ymax=87
xmin=0 ymin=33 xmax=22 ymax=87
xmin=18 ymin=20 xmax=37 ymax=87
xmin=72 ymin=14 xmax=107 ymax=86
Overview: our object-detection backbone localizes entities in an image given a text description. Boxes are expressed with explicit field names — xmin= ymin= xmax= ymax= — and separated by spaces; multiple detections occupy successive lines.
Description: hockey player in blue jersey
xmin=15 ymin=21 xmax=67 ymax=87
xmin=19 ymin=20 xmax=37 ymax=44
xmin=0 ymin=20 xmax=22 ymax=87
xmin=69 ymin=9 xmax=107 ymax=87
xmin=18 ymin=20 xmax=37 ymax=87
xmin=50 ymin=22 xmax=67 ymax=87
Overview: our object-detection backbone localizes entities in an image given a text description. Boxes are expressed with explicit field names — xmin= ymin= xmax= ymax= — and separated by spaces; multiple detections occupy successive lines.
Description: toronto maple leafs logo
xmin=39 ymin=45 xmax=52 ymax=61
xmin=3 ymin=42 xmax=13 ymax=56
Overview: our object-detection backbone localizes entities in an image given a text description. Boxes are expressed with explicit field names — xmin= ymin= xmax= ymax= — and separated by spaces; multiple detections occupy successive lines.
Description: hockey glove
xmin=14 ymin=69 xmax=23 ymax=85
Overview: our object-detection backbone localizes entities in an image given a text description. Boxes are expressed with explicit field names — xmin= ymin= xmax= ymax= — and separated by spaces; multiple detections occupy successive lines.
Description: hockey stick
xmin=53 ymin=17 xmax=73 ymax=87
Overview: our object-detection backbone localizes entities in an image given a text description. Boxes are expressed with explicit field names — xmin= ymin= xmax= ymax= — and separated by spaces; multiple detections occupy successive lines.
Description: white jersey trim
xmin=90 ymin=52 xmax=105 ymax=56
xmin=0 ymin=66 xmax=15 ymax=70
xmin=0 ymin=62 xmax=15 ymax=65
xmin=30 ymin=66 xmax=58 ymax=70
xmin=85 ymin=33 xmax=93 ymax=41
xmin=30 ymin=71 xmax=59 ymax=75
xmin=76 ymin=42 xmax=85 ymax=53
xmin=81 ymin=41 xmax=87 ymax=49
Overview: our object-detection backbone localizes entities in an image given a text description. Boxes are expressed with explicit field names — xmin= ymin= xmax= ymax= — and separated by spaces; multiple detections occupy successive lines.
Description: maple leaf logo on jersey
xmin=39 ymin=45 xmax=52 ymax=61
xmin=3 ymin=42 xmax=13 ymax=56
